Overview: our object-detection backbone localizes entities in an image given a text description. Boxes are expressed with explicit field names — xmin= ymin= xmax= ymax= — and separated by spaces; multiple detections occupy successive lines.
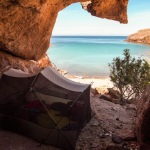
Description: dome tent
xmin=0 ymin=67 xmax=91 ymax=150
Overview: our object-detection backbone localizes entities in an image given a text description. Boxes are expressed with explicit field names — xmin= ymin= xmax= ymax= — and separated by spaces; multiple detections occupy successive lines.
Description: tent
xmin=0 ymin=67 xmax=91 ymax=150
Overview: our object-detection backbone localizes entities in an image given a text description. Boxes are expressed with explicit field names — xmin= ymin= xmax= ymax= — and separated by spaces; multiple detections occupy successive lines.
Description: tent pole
xmin=29 ymin=74 xmax=39 ymax=89
xmin=32 ymin=91 xmax=74 ymax=150
xmin=32 ymin=91 xmax=59 ymax=127
xmin=52 ymin=86 xmax=89 ymax=130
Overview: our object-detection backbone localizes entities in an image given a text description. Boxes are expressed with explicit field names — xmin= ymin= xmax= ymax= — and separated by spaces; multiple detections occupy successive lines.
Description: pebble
xmin=112 ymin=134 xmax=122 ymax=144
xmin=116 ymin=117 xmax=120 ymax=121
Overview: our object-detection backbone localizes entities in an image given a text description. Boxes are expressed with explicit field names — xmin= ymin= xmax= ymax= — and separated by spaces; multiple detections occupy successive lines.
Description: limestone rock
xmin=126 ymin=29 xmax=150 ymax=45
xmin=0 ymin=0 xmax=129 ymax=71
xmin=81 ymin=1 xmax=91 ymax=10
xmin=0 ymin=51 xmax=51 ymax=73
xmin=112 ymin=134 xmax=122 ymax=144
xmin=0 ymin=0 xmax=59 ymax=60
xmin=81 ymin=0 xmax=128 ymax=23
xmin=107 ymin=88 xmax=120 ymax=99
xmin=136 ymin=85 xmax=150 ymax=147
xmin=99 ymin=95 xmax=112 ymax=101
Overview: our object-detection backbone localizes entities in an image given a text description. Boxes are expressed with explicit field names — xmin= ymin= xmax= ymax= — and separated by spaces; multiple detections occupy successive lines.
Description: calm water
xmin=47 ymin=36 xmax=150 ymax=77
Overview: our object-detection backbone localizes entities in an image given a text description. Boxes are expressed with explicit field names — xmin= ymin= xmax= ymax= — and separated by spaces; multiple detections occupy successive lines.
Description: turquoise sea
xmin=47 ymin=36 xmax=150 ymax=77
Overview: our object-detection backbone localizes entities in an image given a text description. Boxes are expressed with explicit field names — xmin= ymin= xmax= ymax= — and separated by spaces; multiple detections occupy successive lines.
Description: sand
xmin=65 ymin=75 xmax=114 ymax=94
xmin=56 ymin=66 xmax=114 ymax=94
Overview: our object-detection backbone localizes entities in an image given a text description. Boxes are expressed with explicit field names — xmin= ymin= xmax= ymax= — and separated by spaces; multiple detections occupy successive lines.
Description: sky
xmin=52 ymin=0 xmax=150 ymax=36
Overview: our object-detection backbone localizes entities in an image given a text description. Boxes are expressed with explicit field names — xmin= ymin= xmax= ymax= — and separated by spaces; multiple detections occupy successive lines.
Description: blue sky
xmin=52 ymin=0 xmax=150 ymax=36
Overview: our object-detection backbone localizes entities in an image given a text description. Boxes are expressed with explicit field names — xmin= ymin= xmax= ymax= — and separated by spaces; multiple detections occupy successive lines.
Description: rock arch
xmin=0 ymin=0 xmax=128 ymax=72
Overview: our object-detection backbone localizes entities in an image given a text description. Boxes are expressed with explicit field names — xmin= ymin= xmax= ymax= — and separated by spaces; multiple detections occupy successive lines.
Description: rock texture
xmin=0 ymin=52 xmax=51 ymax=73
xmin=82 ymin=0 xmax=128 ymax=24
xmin=0 ymin=0 xmax=59 ymax=60
xmin=126 ymin=29 xmax=150 ymax=45
xmin=0 ymin=0 xmax=128 ymax=72
xmin=136 ymin=85 xmax=150 ymax=148
xmin=76 ymin=96 xmax=137 ymax=149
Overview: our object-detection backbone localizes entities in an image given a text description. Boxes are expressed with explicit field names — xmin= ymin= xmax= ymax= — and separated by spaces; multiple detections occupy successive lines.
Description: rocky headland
xmin=126 ymin=28 xmax=150 ymax=45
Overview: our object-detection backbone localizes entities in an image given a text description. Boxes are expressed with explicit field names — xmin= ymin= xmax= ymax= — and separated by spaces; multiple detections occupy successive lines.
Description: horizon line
xmin=52 ymin=35 xmax=128 ymax=36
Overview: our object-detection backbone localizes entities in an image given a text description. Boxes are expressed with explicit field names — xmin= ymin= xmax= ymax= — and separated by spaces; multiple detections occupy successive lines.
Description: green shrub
xmin=109 ymin=49 xmax=150 ymax=103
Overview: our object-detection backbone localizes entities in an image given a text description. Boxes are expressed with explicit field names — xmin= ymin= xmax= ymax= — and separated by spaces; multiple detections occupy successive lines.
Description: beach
xmin=55 ymin=66 xmax=114 ymax=94
xmin=66 ymin=75 xmax=113 ymax=94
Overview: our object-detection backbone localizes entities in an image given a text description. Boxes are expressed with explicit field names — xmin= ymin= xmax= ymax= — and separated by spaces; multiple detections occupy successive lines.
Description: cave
xmin=0 ymin=0 xmax=128 ymax=72
xmin=0 ymin=0 xmax=150 ymax=149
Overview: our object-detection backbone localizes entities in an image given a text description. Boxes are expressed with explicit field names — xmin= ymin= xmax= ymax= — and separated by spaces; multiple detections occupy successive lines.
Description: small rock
xmin=126 ymin=104 xmax=137 ymax=110
xmin=99 ymin=132 xmax=110 ymax=138
xmin=116 ymin=117 xmax=119 ymax=121
xmin=116 ymin=124 xmax=123 ymax=129
xmin=91 ymin=120 xmax=99 ymax=126
xmin=99 ymin=133 xmax=107 ymax=138
xmin=111 ymin=107 xmax=117 ymax=111
xmin=105 ymin=133 xmax=110 ymax=136
xmin=107 ymin=88 xmax=120 ymax=99
xmin=122 ymin=143 xmax=128 ymax=148
xmin=112 ymin=134 xmax=122 ymax=144
xmin=92 ymin=88 xmax=99 ymax=95
xmin=99 ymin=95 xmax=111 ymax=101
xmin=112 ymin=98 xmax=120 ymax=104
xmin=120 ymin=132 xmax=136 ymax=141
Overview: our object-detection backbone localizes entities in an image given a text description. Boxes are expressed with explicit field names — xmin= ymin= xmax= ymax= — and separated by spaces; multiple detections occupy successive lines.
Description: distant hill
xmin=126 ymin=29 xmax=150 ymax=45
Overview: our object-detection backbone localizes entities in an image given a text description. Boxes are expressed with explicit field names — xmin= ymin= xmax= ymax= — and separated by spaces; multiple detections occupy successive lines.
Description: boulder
xmin=0 ymin=51 xmax=51 ymax=73
xmin=112 ymin=134 xmax=122 ymax=144
xmin=99 ymin=95 xmax=112 ymax=101
xmin=107 ymin=88 xmax=120 ymax=99
xmin=81 ymin=0 xmax=128 ymax=23
xmin=136 ymin=85 xmax=150 ymax=148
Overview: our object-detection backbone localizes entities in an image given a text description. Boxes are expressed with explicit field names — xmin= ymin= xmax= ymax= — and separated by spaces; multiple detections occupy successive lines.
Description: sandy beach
xmin=56 ymin=66 xmax=114 ymax=94
xmin=66 ymin=75 xmax=114 ymax=94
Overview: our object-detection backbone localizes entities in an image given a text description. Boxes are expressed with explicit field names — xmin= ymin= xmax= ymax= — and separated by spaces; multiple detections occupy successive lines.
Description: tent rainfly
xmin=0 ymin=67 xmax=91 ymax=150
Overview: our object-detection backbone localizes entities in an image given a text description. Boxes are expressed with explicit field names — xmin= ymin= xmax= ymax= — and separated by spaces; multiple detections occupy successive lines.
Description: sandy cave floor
xmin=0 ymin=93 xmax=138 ymax=150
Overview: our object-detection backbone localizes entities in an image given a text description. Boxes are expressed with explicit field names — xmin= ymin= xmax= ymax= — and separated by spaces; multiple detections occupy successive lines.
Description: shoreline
xmin=64 ymin=74 xmax=109 ymax=79
xmin=67 ymin=76 xmax=113 ymax=94
xmin=54 ymin=64 xmax=110 ymax=79
xmin=125 ymin=39 xmax=150 ymax=46
xmin=63 ymin=74 xmax=113 ymax=94
xmin=54 ymin=66 xmax=114 ymax=94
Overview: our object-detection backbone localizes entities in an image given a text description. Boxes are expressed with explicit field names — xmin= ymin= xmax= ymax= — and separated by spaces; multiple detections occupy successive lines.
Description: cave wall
xmin=136 ymin=85 xmax=150 ymax=148
xmin=0 ymin=0 xmax=128 ymax=72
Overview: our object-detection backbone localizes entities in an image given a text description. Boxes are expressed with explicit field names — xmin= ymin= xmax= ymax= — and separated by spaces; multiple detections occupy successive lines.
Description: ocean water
xmin=47 ymin=36 xmax=150 ymax=77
